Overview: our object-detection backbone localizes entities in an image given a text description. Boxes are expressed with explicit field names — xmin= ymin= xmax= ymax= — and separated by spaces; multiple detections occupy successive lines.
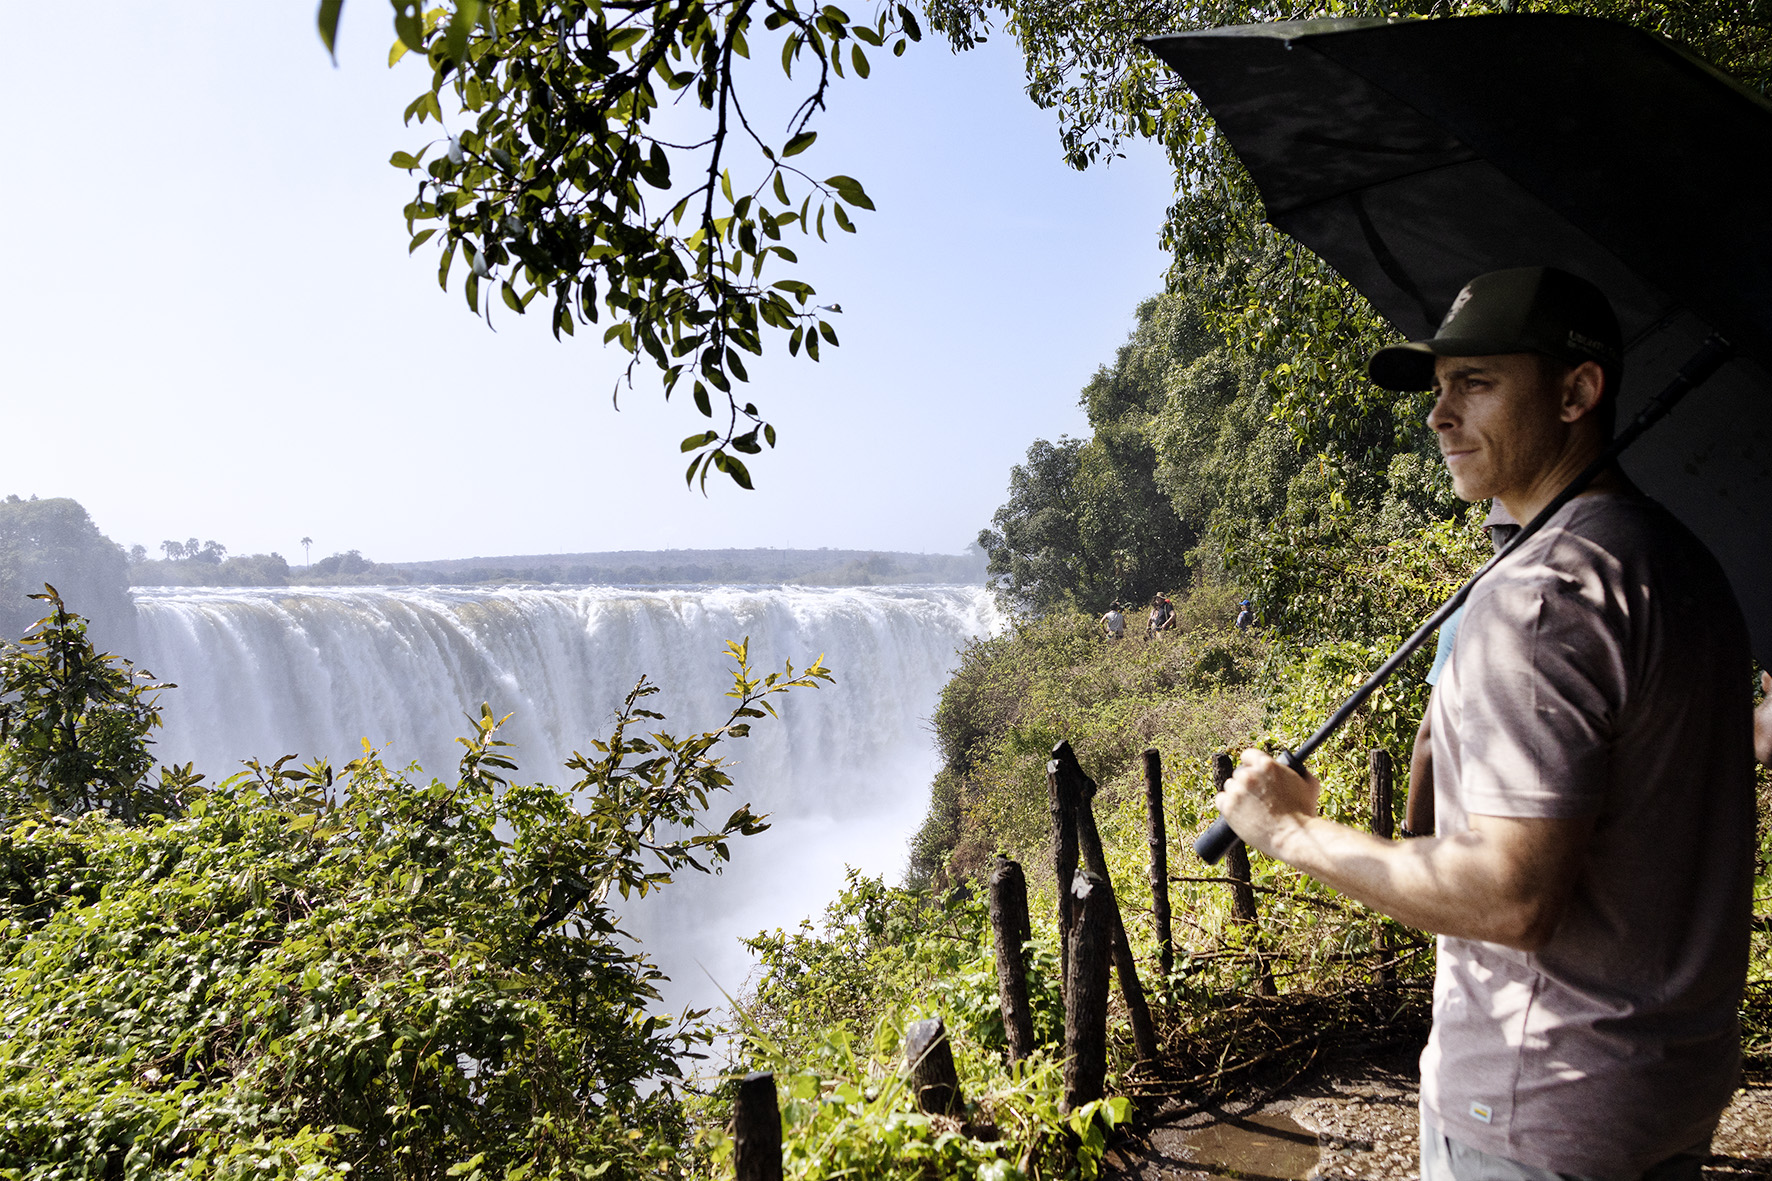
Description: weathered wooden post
xmin=1370 ymin=748 xmax=1396 ymax=984
xmin=904 ymin=1017 xmax=963 ymax=1115
xmin=1369 ymin=748 xmax=1394 ymax=839
xmin=989 ymin=854 xmax=1038 ymax=1062
xmin=1143 ymin=747 xmax=1174 ymax=984
xmin=1212 ymin=752 xmax=1274 ymax=996
xmin=733 ymin=1071 xmax=782 ymax=1181
xmin=1054 ymin=742 xmax=1161 ymax=1065
xmin=1063 ymin=870 xmax=1111 ymax=1113
xmin=1047 ymin=757 xmax=1081 ymax=992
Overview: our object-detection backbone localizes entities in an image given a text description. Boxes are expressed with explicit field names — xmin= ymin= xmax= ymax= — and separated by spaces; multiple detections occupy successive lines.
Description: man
xmin=1219 ymin=268 xmax=1755 ymax=1180
xmin=1100 ymin=601 xmax=1126 ymax=640
xmin=1148 ymin=593 xmax=1176 ymax=636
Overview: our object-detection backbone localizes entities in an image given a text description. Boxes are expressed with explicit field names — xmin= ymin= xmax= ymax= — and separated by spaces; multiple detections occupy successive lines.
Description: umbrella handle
xmin=1194 ymin=749 xmax=1306 ymax=864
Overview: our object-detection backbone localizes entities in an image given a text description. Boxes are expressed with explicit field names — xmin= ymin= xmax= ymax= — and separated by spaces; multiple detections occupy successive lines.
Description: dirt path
xmin=1108 ymin=1045 xmax=1772 ymax=1180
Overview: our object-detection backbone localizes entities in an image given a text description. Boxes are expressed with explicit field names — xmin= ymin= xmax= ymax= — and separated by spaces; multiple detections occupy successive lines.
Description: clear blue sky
xmin=2 ymin=4 xmax=1174 ymax=563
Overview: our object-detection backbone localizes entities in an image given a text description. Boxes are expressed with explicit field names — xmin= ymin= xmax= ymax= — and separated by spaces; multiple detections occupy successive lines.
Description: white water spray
xmin=132 ymin=583 xmax=999 ymax=1012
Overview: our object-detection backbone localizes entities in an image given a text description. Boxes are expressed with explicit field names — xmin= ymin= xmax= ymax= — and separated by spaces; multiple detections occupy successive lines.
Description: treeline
xmin=128 ymin=545 xmax=986 ymax=588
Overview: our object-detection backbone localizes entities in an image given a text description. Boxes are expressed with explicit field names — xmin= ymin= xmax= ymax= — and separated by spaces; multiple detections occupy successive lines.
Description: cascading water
xmin=132 ymin=583 xmax=1000 ymax=1014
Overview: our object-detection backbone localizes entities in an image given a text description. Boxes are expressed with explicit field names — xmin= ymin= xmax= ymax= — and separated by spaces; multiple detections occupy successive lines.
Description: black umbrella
xmin=1138 ymin=15 xmax=1772 ymax=860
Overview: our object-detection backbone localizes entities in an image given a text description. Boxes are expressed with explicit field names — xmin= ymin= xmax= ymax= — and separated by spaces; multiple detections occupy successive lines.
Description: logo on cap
xmin=1441 ymin=286 xmax=1474 ymax=329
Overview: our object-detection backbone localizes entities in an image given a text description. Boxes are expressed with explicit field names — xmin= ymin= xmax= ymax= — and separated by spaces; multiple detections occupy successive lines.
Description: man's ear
xmin=1559 ymin=361 xmax=1607 ymax=424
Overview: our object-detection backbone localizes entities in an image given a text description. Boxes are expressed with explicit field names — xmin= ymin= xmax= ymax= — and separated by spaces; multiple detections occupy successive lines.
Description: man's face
xmin=1427 ymin=354 xmax=1568 ymax=503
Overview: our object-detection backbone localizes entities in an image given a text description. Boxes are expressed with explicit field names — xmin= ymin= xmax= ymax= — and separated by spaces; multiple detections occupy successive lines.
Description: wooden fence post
xmin=1369 ymin=748 xmax=1394 ymax=839
xmin=1047 ymin=758 xmax=1080 ymax=995
xmin=989 ymin=854 xmax=1037 ymax=1062
xmin=1370 ymin=748 xmax=1395 ymax=984
xmin=904 ymin=1017 xmax=963 ymax=1115
xmin=734 ymin=1071 xmax=782 ymax=1181
xmin=1063 ymin=870 xmax=1111 ymax=1113
xmin=1053 ymin=742 xmax=1161 ymax=1065
xmin=1212 ymin=753 xmax=1274 ymax=997
xmin=1143 ymin=748 xmax=1173 ymax=985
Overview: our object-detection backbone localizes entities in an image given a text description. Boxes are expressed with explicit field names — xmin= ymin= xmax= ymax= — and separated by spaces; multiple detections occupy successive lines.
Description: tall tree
xmin=0 ymin=498 xmax=134 ymax=650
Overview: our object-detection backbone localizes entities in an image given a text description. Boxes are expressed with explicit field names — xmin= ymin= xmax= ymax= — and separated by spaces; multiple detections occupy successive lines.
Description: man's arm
xmin=1220 ymin=749 xmax=1593 ymax=951
xmin=1756 ymin=671 xmax=1771 ymax=767
xmin=1405 ymin=711 xmax=1435 ymax=837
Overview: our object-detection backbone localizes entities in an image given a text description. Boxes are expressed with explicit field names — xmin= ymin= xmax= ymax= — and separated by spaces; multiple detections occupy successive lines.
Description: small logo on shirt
xmin=1469 ymin=1102 xmax=1494 ymax=1125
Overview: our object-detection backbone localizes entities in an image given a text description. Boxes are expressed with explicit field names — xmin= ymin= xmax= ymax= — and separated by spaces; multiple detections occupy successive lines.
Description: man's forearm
xmin=1222 ymin=750 xmax=1593 ymax=952
xmin=1265 ymin=815 xmax=1581 ymax=949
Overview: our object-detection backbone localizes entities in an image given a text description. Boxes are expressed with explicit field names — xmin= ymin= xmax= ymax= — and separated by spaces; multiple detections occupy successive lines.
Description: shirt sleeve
xmin=1454 ymin=557 xmax=1627 ymax=819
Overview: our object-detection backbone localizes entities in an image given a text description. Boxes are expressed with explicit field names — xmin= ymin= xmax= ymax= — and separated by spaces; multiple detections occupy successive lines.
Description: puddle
xmin=1177 ymin=1111 xmax=1320 ymax=1180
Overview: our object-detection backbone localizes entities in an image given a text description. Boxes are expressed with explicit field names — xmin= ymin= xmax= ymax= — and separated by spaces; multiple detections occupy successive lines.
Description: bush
xmin=1 ymin=617 xmax=830 ymax=1179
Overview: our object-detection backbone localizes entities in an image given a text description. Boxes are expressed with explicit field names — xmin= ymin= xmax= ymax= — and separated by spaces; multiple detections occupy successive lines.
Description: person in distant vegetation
xmin=1218 ymin=268 xmax=1756 ymax=1181
xmin=1234 ymin=600 xmax=1254 ymax=630
xmin=1402 ymin=501 xmax=1519 ymax=838
xmin=1100 ymin=602 xmax=1126 ymax=640
xmin=1147 ymin=594 xmax=1176 ymax=636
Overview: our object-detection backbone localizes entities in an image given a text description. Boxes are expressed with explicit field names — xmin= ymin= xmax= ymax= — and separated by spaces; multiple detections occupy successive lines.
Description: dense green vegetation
xmin=1 ymin=595 xmax=852 ymax=1178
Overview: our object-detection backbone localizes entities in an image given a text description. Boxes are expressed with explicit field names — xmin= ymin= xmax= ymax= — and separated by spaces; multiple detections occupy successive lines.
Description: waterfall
xmin=131 ymin=583 xmax=1000 ymax=1014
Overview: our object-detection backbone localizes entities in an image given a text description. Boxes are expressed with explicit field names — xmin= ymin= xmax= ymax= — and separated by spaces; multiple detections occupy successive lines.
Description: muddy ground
xmin=1107 ymin=1043 xmax=1772 ymax=1180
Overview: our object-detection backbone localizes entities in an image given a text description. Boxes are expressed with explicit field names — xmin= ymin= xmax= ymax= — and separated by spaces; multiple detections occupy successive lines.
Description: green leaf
xmin=317 ymin=0 xmax=344 ymax=63
xmin=439 ymin=0 xmax=474 ymax=62
xmin=850 ymin=44 xmax=869 ymax=78
xmin=782 ymin=131 xmax=817 ymax=158
xmin=824 ymin=175 xmax=874 ymax=211
xmin=714 ymin=451 xmax=755 ymax=490
xmin=681 ymin=431 xmax=718 ymax=453
xmin=408 ymin=228 xmax=436 ymax=254
xmin=389 ymin=149 xmax=424 ymax=169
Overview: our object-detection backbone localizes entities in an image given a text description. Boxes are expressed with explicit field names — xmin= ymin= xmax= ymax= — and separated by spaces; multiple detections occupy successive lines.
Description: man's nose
xmin=1426 ymin=388 xmax=1455 ymax=432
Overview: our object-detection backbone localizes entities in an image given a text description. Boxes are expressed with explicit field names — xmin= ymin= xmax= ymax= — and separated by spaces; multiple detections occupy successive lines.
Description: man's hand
xmin=1756 ymin=671 xmax=1772 ymax=767
xmin=1219 ymin=748 xmax=1323 ymax=859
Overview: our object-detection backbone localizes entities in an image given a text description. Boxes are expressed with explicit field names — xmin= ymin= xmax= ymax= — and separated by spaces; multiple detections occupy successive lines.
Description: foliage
xmin=0 ymin=623 xmax=829 ymax=1179
xmin=729 ymin=872 xmax=1124 ymax=1181
xmin=0 ymin=496 xmax=134 ymax=651
xmin=320 ymin=0 xmax=915 ymax=490
xmin=915 ymin=586 xmax=1264 ymax=886
xmin=131 ymin=552 xmax=295 ymax=589
xmin=0 ymin=588 xmax=187 ymax=825
xmin=978 ymin=436 xmax=1183 ymax=618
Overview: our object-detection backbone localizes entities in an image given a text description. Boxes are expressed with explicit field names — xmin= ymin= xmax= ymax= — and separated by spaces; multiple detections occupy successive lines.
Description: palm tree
xmin=300 ymin=536 xmax=313 ymax=567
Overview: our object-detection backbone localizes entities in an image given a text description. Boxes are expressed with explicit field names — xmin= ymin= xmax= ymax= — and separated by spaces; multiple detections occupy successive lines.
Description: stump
xmin=1047 ymin=757 xmax=1081 ymax=992
xmin=989 ymin=854 xmax=1037 ymax=1062
xmin=1143 ymin=747 xmax=1174 ymax=984
xmin=733 ymin=1071 xmax=782 ymax=1181
xmin=1054 ymin=741 xmax=1160 ymax=1064
xmin=904 ymin=1017 xmax=963 ymax=1115
xmin=1063 ymin=870 xmax=1111 ymax=1113
xmin=1213 ymin=752 xmax=1273 ymax=996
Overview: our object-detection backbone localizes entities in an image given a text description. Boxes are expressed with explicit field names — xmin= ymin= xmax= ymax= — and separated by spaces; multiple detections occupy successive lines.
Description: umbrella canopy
xmin=1144 ymin=15 xmax=1772 ymax=664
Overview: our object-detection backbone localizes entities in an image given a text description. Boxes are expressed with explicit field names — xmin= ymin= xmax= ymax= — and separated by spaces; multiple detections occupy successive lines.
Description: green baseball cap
xmin=1368 ymin=266 xmax=1623 ymax=392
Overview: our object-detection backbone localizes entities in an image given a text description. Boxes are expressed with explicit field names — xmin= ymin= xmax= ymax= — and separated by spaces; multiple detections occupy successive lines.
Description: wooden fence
xmin=731 ymin=740 xmax=1403 ymax=1180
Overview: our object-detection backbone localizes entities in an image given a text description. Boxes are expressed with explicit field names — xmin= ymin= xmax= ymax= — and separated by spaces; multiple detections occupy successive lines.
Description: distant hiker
xmin=1147 ymin=594 xmax=1176 ymax=636
xmin=1100 ymin=602 xmax=1126 ymax=640
xmin=1234 ymin=600 xmax=1254 ymax=630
